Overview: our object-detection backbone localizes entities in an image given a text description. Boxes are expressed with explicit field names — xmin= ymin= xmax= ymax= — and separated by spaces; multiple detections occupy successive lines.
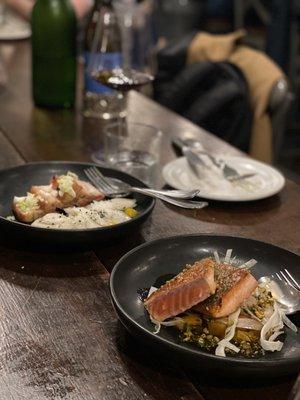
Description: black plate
xmin=110 ymin=234 xmax=300 ymax=378
xmin=0 ymin=162 xmax=155 ymax=248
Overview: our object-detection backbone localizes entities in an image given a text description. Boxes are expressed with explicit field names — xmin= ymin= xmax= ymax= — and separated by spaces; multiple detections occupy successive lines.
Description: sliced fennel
xmin=224 ymin=249 xmax=233 ymax=263
xmin=260 ymin=302 xmax=284 ymax=351
xmin=215 ymin=308 xmax=241 ymax=357
xmin=150 ymin=315 xmax=185 ymax=335
xmin=213 ymin=251 xmax=220 ymax=263
xmin=281 ymin=311 xmax=297 ymax=333
xmin=213 ymin=249 xmax=257 ymax=270
xmin=147 ymin=286 xmax=158 ymax=298
xmin=260 ymin=302 xmax=297 ymax=352
xmin=238 ymin=259 xmax=257 ymax=269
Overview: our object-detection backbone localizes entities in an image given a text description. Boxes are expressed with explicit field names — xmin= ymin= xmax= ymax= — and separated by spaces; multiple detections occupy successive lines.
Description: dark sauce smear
xmin=137 ymin=288 xmax=149 ymax=301
xmin=56 ymin=208 xmax=68 ymax=216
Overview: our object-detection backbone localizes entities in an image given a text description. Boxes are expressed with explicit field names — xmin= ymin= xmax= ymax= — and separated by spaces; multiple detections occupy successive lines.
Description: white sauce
xmin=31 ymin=198 xmax=136 ymax=229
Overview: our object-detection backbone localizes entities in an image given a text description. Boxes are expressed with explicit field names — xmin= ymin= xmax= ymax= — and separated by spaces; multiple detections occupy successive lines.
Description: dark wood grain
xmin=0 ymin=136 xmax=204 ymax=400
xmin=0 ymin=130 xmax=24 ymax=169
xmin=0 ymin=40 xmax=299 ymax=400
xmin=0 ymin=247 xmax=205 ymax=400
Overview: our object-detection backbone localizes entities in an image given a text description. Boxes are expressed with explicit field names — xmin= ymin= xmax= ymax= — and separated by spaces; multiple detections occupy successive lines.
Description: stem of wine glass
xmin=118 ymin=90 xmax=128 ymax=136
xmin=123 ymin=11 xmax=134 ymax=75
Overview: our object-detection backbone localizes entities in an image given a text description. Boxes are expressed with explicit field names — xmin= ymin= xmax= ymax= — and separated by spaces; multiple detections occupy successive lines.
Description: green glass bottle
xmin=31 ymin=0 xmax=77 ymax=108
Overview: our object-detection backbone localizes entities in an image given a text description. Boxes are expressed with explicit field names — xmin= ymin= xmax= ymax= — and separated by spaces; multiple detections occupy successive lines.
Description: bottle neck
xmin=102 ymin=0 xmax=113 ymax=7
xmin=93 ymin=0 xmax=112 ymax=11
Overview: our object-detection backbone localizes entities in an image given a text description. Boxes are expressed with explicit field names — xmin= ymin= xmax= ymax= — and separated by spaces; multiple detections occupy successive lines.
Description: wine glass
xmin=91 ymin=0 xmax=154 ymax=111
xmin=90 ymin=0 xmax=155 ymax=164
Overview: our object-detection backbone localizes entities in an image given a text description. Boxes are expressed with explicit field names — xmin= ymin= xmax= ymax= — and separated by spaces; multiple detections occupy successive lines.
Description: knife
xmin=182 ymin=147 xmax=207 ymax=179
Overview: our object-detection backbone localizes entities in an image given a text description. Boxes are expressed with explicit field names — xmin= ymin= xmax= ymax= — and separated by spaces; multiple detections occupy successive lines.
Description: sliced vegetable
xmin=224 ymin=249 xmax=233 ymax=263
xmin=207 ymin=318 xmax=227 ymax=338
xmin=234 ymin=328 xmax=260 ymax=342
xmin=260 ymin=302 xmax=284 ymax=351
xmin=238 ymin=259 xmax=257 ymax=269
xmin=215 ymin=308 xmax=241 ymax=357
xmin=281 ymin=312 xmax=297 ymax=333
xmin=124 ymin=207 xmax=138 ymax=218
xmin=150 ymin=315 xmax=185 ymax=335
xmin=214 ymin=251 xmax=220 ymax=263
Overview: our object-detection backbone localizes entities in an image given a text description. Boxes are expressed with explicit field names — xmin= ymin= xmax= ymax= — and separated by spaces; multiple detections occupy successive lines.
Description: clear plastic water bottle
xmin=83 ymin=0 xmax=125 ymax=119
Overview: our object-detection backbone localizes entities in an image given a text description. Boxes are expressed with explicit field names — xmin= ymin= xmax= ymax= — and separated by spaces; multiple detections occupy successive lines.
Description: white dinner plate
xmin=163 ymin=156 xmax=285 ymax=202
xmin=0 ymin=11 xmax=31 ymax=41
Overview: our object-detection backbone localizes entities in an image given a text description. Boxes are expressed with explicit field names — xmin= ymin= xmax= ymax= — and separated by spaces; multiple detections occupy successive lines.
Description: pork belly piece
xmin=12 ymin=172 xmax=104 ymax=223
xmin=144 ymin=258 xmax=216 ymax=322
xmin=12 ymin=193 xmax=44 ymax=223
xmin=51 ymin=172 xmax=104 ymax=207
xmin=194 ymin=263 xmax=258 ymax=318
xmin=72 ymin=179 xmax=105 ymax=206
xmin=30 ymin=185 xmax=62 ymax=212
xmin=13 ymin=185 xmax=60 ymax=223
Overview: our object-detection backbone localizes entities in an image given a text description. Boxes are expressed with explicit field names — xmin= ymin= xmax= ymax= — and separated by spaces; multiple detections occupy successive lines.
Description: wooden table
xmin=0 ymin=41 xmax=299 ymax=400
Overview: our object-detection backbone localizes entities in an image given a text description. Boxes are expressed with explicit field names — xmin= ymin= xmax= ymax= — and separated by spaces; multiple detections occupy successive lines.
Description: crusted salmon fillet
xmin=194 ymin=263 xmax=258 ymax=318
xmin=144 ymin=258 xmax=216 ymax=322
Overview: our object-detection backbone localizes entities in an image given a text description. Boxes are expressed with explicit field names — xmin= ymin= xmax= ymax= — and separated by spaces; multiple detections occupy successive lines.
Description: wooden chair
xmin=269 ymin=78 xmax=294 ymax=161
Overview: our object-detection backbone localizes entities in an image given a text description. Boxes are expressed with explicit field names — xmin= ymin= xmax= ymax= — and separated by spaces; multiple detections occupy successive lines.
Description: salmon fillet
xmin=193 ymin=263 xmax=258 ymax=318
xmin=144 ymin=258 xmax=216 ymax=322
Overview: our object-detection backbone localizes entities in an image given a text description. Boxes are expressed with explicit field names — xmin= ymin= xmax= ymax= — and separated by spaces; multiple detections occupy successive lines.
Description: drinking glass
xmin=103 ymin=121 xmax=162 ymax=186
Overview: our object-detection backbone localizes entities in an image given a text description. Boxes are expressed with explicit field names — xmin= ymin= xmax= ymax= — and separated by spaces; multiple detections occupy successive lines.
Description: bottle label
xmin=84 ymin=52 xmax=122 ymax=94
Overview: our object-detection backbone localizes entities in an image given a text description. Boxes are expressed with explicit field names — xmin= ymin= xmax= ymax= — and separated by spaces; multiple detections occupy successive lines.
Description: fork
xmin=258 ymin=269 xmax=300 ymax=314
xmin=85 ymin=167 xmax=200 ymax=199
xmin=173 ymin=136 xmax=256 ymax=182
xmin=85 ymin=167 xmax=208 ymax=210
xmin=183 ymin=147 xmax=256 ymax=182
xmin=275 ymin=269 xmax=300 ymax=291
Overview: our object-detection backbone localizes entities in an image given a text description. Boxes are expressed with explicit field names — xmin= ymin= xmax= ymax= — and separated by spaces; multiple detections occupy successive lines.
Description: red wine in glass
xmin=92 ymin=68 xmax=154 ymax=92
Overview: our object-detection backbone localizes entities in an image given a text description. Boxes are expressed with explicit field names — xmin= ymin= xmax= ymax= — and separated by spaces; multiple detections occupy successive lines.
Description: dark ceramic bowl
xmin=0 ymin=162 xmax=155 ymax=249
xmin=110 ymin=234 xmax=300 ymax=378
